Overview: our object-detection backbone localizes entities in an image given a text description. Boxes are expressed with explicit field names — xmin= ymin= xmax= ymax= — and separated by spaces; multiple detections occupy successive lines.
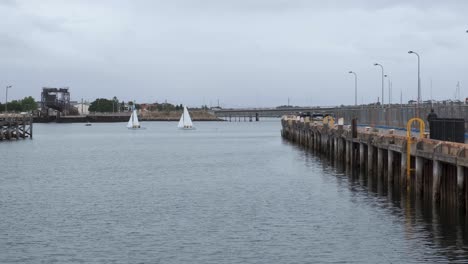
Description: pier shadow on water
xmin=285 ymin=138 xmax=468 ymax=262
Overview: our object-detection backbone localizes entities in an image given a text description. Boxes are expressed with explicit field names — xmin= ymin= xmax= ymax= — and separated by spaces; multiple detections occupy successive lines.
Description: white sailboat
xmin=127 ymin=108 xmax=144 ymax=129
xmin=178 ymin=106 xmax=195 ymax=130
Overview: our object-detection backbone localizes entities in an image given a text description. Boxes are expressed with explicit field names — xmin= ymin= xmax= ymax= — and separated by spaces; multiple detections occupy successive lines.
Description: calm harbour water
xmin=1 ymin=120 xmax=468 ymax=263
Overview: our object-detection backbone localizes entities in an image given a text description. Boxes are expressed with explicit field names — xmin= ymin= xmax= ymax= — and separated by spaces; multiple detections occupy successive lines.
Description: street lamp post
xmin=348 ymin=71 xmax=358 ymax=106
xmin=374 ymin=63 xmax=385 ymax=107
xmin=408 ymin=50 xmax=421 ymax=117
xmin=5 ymin=85 xmax=12 ymax=113
xmin=384 ymin=74 xmax=392 ymax=105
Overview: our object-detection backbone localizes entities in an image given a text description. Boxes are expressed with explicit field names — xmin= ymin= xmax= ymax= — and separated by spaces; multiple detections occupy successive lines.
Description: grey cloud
xmin=0 ymin=0 xmax=467 ymax=107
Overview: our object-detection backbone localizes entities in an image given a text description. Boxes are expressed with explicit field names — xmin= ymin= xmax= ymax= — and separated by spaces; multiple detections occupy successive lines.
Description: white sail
xmin=127 ymin=109 xmax=140 ymax=128
xmin=178 ymin=106 xmax=194 ymax=129
xmin=177 ymin=114 xmax=184 ymax=128
xmin=127 ymin=112 xmax=133 ymax=128
xmin=132 ymin=109 xmax=140 ymax=127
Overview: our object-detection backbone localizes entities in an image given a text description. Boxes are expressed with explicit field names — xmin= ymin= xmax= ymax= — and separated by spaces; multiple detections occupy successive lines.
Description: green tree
xmin=120 ymin=100 xmax=126 ymax=111
xmin=20 ymin=96 xmax=37 ymax=112
xmin=112 ymin=96 xmax=118 ymax=112
xmin=7 ymin=100 xmax=22 ymax=112
xmin=89 ymin=98 xmax=114 ymax=112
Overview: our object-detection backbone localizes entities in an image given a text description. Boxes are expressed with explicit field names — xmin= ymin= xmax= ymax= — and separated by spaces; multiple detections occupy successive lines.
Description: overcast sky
xmin=0 ymin=0 xmax=467 ymax=107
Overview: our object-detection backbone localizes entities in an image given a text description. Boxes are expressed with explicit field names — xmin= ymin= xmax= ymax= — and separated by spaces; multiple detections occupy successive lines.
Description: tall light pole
xmin=374 ymin=63 xmax=384 ymax=107
xmin=348 ymin=71 xmax=358 ymax=106
xmin=5 ymin=85 xmax=12 ymax=113
xmin=408 ymin=50 xmax=421 ymax=117
xmin=384 ymin=74 xmax=392 ymax=105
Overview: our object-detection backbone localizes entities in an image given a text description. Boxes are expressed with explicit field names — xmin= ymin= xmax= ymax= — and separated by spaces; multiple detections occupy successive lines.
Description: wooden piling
xmin=368 ymin=145 xmax=374 ymax=174
xmin=416 ymin=157 xmax=424 ymax=197
xmin=401 ymin=151 xmax=407 ymax=188
xmin=377 ymin=148 xmax=383 ymax=177
xmin=388 ymin=150 xmax=394 ymax=184
xmin=433 ymin=160 xmax=441 ymax=203
xmin=281 ymin=116 xmax=468 ymax=212
xmin=0 ymin=114 xmax=33 ymax=142
xmin=457 ymin=165 xmax=465 ymax=209
xmin=359 ymin=143 xmax=365 ymax=169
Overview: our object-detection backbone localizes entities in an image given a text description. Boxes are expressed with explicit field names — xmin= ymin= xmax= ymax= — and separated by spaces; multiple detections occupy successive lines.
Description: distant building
xmin=73 ymin=103 xmax=90 ymax=115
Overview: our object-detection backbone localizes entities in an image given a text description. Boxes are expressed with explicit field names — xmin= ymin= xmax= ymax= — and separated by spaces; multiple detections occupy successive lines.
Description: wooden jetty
xmin=0 ymin=114 xmax=33 ymax=141
xmin=281 ymin=116 xmax=468 ymax=212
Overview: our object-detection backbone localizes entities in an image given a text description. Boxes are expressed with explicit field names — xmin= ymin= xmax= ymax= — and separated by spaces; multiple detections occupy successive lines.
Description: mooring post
xmin=416 ymin=157 xmax=424 ymax=197
xmin=433 ymin=160 xmax=441 ymax=203
xmin=457 ymin=165 xmax=465 ymax=209
xmin=388 ymin=150 xmax=394 ymax=184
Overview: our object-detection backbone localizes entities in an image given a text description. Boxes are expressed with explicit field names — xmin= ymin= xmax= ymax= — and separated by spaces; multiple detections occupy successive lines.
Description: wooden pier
xmin=281 ymin=116 xmax=468 ymax=212
xmin=0 ymin=114 xmax=33 ymax=141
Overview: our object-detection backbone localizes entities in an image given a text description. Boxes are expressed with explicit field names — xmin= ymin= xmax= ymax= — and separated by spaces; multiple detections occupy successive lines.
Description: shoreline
xmin=33 ymin=113 xmax=223 ymax=123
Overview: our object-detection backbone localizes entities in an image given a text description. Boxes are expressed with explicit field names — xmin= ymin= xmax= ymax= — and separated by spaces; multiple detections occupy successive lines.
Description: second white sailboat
xmin=177 ymin=106 xmax=195 ymax=130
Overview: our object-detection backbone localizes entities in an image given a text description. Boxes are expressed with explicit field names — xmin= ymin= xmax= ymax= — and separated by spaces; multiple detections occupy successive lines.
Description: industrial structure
xmin=40 ymin=87 xmax=71 ymax=117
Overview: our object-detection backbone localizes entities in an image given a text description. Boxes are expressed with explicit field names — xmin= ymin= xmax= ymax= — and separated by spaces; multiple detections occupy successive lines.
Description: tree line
xmin=88 ymin=97 xmax=189 ymax=112
xmin=0 ymin=96 xmax=37 ymax=112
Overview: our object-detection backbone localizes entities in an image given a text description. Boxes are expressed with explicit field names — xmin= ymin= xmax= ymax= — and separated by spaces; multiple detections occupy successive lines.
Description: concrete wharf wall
xmin=281 ymin=117 xmax=468 ymax=212
xmin=0 ymin=114 xmax=33 ymax=141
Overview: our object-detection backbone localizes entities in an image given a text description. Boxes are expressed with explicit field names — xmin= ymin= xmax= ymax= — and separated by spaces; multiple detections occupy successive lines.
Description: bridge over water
xmin=212 ymin=106 xmax=335 ymax=120
xmin=213 ymin=103 xmax=468 ymax=129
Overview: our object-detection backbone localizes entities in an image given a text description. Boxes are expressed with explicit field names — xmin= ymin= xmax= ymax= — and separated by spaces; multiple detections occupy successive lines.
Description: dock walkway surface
xmin=281 ymin=116 xmax=468 ymax=212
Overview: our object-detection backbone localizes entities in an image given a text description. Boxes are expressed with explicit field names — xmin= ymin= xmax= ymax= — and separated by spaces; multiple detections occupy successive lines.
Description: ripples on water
xmin=1 ymin=121 xmax=468 ymax=263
